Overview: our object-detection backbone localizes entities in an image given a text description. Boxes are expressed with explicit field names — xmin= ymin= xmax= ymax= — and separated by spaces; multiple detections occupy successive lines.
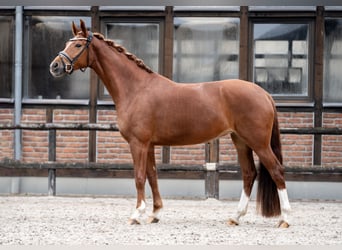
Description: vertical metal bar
xmin=88 ymin=6 xmax=100 ymax=163
xmin=162 ymin=6 xmax=174 ymax=164
xmin=47 ymin=109 xmax=56 ymax=161
xmin=14 ymin=6 xmax=23 ymax=160
xmin=313 ymin=6 xmax=324 ymax=165
xmin=47 ymin=108 xmax=56 ymax=196
xmin=205 ymin=140 xmax=220 ymax=163
xmin=211 ymin=139 xmax=219 ymax=163
xmin=239 ymin=6 xmax=249 ymax=81
xmin=163 ymin=6 xmax=174 ymax=78
xmin=205 ymin=163 xmax=219 ymax=199
xmin=48 ymin=169 xmax=56 ymax=196
xmin=205 ymin=140 xmax=220 ymax=199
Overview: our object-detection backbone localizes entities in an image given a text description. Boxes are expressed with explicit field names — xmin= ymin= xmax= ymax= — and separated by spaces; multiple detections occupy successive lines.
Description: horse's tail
xmin=256 ymin=103 xmax=282 ymax=217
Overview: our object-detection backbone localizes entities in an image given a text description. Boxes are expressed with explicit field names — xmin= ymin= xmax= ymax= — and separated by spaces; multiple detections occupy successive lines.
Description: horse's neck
xmin=90 ymin=41 xmax=150 ymax=110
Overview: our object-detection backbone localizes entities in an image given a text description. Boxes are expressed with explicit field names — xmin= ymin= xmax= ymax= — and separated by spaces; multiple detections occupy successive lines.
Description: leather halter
xmin=58 ymin=32 xmax=93 ymax=74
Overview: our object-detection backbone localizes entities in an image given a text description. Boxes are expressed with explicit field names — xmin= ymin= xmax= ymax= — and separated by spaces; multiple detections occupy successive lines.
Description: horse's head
xmin=50 ymin=20 xmax=93 ymax=77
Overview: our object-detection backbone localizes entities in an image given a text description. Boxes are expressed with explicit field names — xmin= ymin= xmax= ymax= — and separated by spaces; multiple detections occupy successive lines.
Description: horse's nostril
xmin=53 ymin=62 xmax=59 ymax=68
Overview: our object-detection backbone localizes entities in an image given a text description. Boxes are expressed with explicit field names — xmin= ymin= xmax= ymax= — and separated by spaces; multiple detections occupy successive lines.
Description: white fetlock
xmin=147 ymin=208 xmax=162 ymax=223
xmin=277 ymin=189 xmax=291 ymax=228
xmin=129 ymin=200 xmax=146 ymax=225
xmin=228 ymin=190 xmax=250 ymax=226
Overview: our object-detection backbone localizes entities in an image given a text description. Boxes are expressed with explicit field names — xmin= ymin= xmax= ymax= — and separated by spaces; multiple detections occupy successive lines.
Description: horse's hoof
xmin=128 ymin=218 xmax=141 ymax=225
xmin=147 ymin=216 xmax=160 ymax=224
xmin=278 ymin=220 xmax=290 ymax=228
xmin=227 ymin=218 xmax=239 ymax=226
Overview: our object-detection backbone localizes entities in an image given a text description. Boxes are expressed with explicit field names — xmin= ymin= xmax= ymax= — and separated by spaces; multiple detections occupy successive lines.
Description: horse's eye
xmin=75 ymin=44 xmax=82 ymax=48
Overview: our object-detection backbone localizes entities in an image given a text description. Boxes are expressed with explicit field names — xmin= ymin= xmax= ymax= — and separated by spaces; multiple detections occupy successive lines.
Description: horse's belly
xmin=152 ymin=118 xmax=232 ymax=146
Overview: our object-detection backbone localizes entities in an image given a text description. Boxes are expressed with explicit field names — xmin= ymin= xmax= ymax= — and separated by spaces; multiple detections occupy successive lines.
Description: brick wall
xmin=170 ymin=144 xmax=206 ymax=164
xmin=0 ymin=109 xmax=14 ymax=160
xmin=322 ymin=113 xmax=342 ymax=167
xmin=97 ymin=110 xmax=131 ymax=164
xmin=278 ymin=112 xmax=314 ymax=167
xmin=21 ymin=109 xmax=48 ymax=162
xmin=54 ymin=109 xmax=89 ymax=162
xmin=0 ymin=107 xmax=342 ymax=168
xmin=96 ymin=109 xmax=163 ymax=164
xmin=219 ymin=137 xmax=238 ymax=165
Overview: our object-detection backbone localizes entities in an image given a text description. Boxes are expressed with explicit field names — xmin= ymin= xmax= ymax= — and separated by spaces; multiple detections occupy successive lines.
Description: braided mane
xmin=93 ymin=32 xmax=153 ymax=73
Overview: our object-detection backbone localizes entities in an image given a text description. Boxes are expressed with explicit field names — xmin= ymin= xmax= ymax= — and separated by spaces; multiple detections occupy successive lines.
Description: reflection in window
xmin=101 ymin=22 xmax=160 ymax=98
xmin=253 ymin=23 xmax=309 ymax=97
xmin=173 ymin=17 xmax=239 ymax=83
xmin=0 ymin=17 xmax=13 ymax=99
xmin=24 ymin=16 xmax=91 ymax=100
xmin=324 ymin=18 xmax=342 ymax=104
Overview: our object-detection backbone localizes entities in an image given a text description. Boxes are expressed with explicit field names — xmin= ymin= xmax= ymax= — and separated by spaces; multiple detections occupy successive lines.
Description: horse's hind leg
xmin=228 ymin=133 xmax=257 ymax=226
xmin=255 ymin=147 xmax=291 ymax=228
xmin=146 ymin=145 xmax=163 ymax=223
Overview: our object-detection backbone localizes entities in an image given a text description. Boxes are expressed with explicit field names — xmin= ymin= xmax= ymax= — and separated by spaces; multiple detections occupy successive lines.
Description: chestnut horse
xmin=50 ymin=20 xmax=291 ymax=227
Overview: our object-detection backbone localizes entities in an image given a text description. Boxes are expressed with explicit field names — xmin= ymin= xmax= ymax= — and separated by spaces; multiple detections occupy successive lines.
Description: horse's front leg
xmin=146 ymin=145 xmax=163 ymax=223
xmin=128 ymin=140 xmax=149 ymax=225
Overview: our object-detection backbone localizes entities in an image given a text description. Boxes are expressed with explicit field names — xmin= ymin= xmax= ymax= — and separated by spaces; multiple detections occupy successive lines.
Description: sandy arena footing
xmin=0 ymin=196 xmax=341 ymax=245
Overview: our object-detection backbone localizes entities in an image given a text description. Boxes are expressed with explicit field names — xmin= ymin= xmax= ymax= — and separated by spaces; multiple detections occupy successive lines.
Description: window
xmin=253 ymin=22 xmax=310 ymax=99
xmin=173 ymin=17 xmax=239 ymax=83
xmin=0 ymin=16 xmax=13 ymax=99
xmin=23 ymin=16 xmax=91 ymax=101
xmin=100 ymin=20 xmax=161 ymax=99
xmin=324 ymin=18 xmax=342 ymax=105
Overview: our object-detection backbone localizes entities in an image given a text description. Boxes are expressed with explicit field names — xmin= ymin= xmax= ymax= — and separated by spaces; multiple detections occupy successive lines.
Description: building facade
xmin=1 ymin=6 xmax=342 ymax=169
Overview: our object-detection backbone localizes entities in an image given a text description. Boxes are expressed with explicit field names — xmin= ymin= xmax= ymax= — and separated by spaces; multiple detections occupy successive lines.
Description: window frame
xmin=323 ymin=12 xmax=342 ymax=107
xmin=249 ymin=17 xmax=315 ymax=106
xmin=98 ymin=17 xmax=165 ymax=103
xmin=22 ymin=10 xmax=92 ymax=106
xmin=172 ymin=16 xmax=240 ymax=83
xmin=171 ymin=9 xmax=241 ymax=85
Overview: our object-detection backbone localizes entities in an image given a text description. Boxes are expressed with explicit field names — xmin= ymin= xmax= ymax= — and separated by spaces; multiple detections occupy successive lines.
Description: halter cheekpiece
xmin=58 ymin=31 xmax=93 ymax=74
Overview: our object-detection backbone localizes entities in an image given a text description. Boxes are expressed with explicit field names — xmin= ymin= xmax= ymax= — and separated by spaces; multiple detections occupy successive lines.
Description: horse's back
xmin=220 ymin=79 xmax=274 ymax=113
xmin=148 ymin=78 xmax=275 ymax=146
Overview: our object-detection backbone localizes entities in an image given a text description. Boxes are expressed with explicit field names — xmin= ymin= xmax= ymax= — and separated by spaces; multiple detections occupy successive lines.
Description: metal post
xmin=161 ymin=6 xmax=174 ymax=164
xmin=47 ymin=109 xmax=56 ymax=196
xmin=205 ymin=163 xmax=219 ymax=199
xmin=14 ymin=6 xmax=23 ymax=160
xmin=48 ymin=169 xmax=56 ymax=196
xmin=313 ymin=6 xmax=324 ymax=166
xmin=205 ymin=139 xmax=220 ymax=199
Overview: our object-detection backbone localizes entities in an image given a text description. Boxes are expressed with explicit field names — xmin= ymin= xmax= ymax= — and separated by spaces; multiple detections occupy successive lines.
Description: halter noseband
xmin=58 ymin=31 xmax=93 ymax=74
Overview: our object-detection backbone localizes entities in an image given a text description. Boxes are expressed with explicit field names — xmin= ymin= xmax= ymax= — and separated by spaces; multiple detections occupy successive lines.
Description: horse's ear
xmin=72 ymin=21 xmax=78 ymax=36
xmin=80 ymin=19 xmax=88 ymax=37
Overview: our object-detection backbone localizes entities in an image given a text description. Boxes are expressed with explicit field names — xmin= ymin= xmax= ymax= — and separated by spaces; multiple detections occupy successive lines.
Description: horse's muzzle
xmin=49 ymin=58 xmax=66 ymax=78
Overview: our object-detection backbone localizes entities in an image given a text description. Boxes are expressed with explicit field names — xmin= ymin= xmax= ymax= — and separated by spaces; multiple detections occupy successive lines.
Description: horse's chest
xmin=116 ymin=112 xmax=152 ymax=143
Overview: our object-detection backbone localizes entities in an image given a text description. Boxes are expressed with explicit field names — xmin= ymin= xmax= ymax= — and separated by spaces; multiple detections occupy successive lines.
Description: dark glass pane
xmin=324 ymin=18 xmax=342 ymax=104
xmin=0 ymin=17 xmax=13 ymax=99
xmin=24 ymin=16 xmax=91 ymax=100
xmin=105 ymin=22 xmax=160 ymax=72
xmin=253 ymin=23 xmax=309 ymax=97
xmin=173 ymin=17 xmax=239 ymax=83
xmin=101 ymin=22 xmax=160 ymax=98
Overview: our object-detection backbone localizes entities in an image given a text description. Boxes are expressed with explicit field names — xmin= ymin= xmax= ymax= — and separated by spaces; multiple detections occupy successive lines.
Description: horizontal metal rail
xmin=0 ymin=123 xmax=119 ymax=131
xmin=1 ymin=123 xmax=342 ymax=135
xmin=0 ymin=160 xmax=341 ymax=183
xmin=1 ymin=122 xmax=342 ymax=197
xmin=1 ymin=159 xmax=341 ymax=172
